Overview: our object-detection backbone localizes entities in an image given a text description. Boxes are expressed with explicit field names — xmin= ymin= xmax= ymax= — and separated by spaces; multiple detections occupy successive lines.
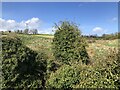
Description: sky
xmin=1 ymin=2 xmax=118 ymax=35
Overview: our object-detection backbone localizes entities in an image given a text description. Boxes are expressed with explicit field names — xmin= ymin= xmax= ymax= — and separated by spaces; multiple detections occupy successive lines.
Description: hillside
xmin=18 ymin=34 xmax=118 ymax=60
xmin=1 ymin=33 xmax=119 ymax=89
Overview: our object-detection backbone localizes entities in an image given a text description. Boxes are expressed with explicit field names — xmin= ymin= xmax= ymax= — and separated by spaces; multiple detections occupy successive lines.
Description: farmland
xmin=18 ymin=34 xmax=118 ymax=60
xmin=1 ymin=1 xmax=119 ymax=89
xmin=1 ymin=33 xmax=120 ymax=89
xmin=19 ymin=34 xmax=119 ymax=88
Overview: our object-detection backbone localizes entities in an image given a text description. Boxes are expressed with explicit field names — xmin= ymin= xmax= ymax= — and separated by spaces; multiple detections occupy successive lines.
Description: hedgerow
xmin=46 ymin=65 xmax=80 ymax=89
xmin=2 ymin=36 xmax=47 ymax=89
xmin=47 ymin=48 xmax=120 ymax=89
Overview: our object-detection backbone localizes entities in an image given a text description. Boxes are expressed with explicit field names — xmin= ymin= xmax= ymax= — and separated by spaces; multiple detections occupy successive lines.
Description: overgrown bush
xmin=46 ymin=65 xmax=80 ymax=89
xmin=47 ymin=60 xmax=61 ymax=72
xmin=75 ymin=49 xmax=120 ymax=88
xmin=52 ymin=21 xmax=89 ymax=65
xmin=47 ymin=48 xmax=120 ymax=89
xmin=2 ymin=36 xmax=47 ymax=89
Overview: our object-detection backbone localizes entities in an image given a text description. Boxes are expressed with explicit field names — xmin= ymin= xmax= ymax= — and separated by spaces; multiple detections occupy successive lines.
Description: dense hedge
xmin=77 ymin=49 xmax=120 ymax=88
xmin=47 ymin=48 xmax=120 ymax=89
xmin=46 ymin=65 xmax=80 ymax=89
xmin=52 ymin=21 xmax=89 ymax=65
xmin=2 ymin=37 xmax=47 ymax=89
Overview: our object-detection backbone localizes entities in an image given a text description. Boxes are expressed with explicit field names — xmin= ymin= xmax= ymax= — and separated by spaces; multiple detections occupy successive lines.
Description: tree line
xmin=83 ymin=32 xmax=120 ymax=40
xmin=1 ymin=28 xmax=119 ymax=40
xmin=1 ymin=29 xmax=38 ymax=35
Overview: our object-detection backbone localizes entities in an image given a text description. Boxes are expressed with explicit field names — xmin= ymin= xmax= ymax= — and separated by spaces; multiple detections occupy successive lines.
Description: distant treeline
xmin=1 ymin=29 xmax=38 ymax=35
xmin=1 ymin=30 xmax=119 ymax=40
xmin=82 ymin=32 xmax=120 ymax=40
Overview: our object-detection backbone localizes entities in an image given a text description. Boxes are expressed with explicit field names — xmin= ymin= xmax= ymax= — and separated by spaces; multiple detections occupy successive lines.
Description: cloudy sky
xmin=1 ymin=2 xmax=118 ymax=35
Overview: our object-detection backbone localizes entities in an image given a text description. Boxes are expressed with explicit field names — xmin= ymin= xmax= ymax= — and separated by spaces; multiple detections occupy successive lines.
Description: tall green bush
xmin=52 ymin=21 xmax=89 ymax=65
xmin=2 ymin=36 xmax=47 ymax=89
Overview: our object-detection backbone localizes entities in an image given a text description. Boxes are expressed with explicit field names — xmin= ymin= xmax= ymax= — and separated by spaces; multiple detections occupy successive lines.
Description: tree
xmin=34 ymin=29 xmax=38 ymax=34
xmin=15 ymin=30 xmax=23 ymax=34
xmin=52 ymin=21 xmax=89 ymax=65
xmin=24 ymin=29 xmax=29 ymax=34
xmin=30 ymin=29 xmax=38 ymax=34
xmin=8 ymin=30 xmax=11 ymax=33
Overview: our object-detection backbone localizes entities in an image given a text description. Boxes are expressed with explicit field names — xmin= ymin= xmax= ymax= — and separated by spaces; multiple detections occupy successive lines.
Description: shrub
xmin=46 ymin=48 xmax=119 ymax=89
xmin=46 ymin=65 xmax=80 ymax=89
xmin=74 ymin=49 xmax=120 ymax=88
xmin=52 ymin=21 xmax=89 ymax=65
xmin=47 ymin=60 xmax=60 ymax=72
xmin=2 ymin=36 xmax=47 ymax=89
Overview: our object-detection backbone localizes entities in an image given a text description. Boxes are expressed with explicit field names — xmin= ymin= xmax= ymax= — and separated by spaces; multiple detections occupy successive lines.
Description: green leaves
xmin=2 ymin=36 xmax=47 ymax=89
xmin=46 ymin=65 xmax=80 ymax=89
xmin=52 ymin=21 xmax=89 ymax=65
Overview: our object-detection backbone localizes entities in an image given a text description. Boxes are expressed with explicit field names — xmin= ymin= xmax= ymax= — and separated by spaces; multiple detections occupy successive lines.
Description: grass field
xmin=17 ymin=34 xmax=119 ymax=69
xmin=18 ymin=34 xmax=118 ymax=60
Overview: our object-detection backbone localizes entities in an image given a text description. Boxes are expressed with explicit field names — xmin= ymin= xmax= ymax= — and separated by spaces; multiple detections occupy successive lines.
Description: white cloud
xmin=92 ymin=27 xmax=104 ymax=33
xmin=0 ymin=18 xmax=17 ymax=31
xmin=0 ymin=17 xmax=55 ymax=34
xmin=0 ymin=17 xmax=42 ymax=31
xmin=25 ymin=17 xmax=41 ymax=29
xmin=92 ymin=27 xmax=108 ymax=36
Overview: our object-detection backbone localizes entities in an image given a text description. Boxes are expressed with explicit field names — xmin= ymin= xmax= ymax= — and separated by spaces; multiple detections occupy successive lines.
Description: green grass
xmin=96 ymin=39 xmax=118 ymax=47
xmin=18 ymin=34 xmax=118 ymax=62
xmin=3 ymin=33 xmax=118 ymax=64
xmin=18 ymin=34 xmax=53 ymax=48
xmin=18 ymin=34 xmax=54 ymax=60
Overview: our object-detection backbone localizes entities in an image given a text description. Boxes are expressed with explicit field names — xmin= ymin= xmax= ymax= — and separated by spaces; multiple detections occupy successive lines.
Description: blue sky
xmin=1 ymin=2 xmax=118 ymax=35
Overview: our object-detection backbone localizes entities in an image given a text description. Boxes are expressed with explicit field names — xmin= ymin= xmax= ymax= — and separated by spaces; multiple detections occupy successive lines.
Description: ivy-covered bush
xmin=46 ymin=65 xmax=80 ymax=89
xmin=2 ymin=36 xmax=47 ymax=89
xmin=52 ymin=21 xmax=89 ymax=65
